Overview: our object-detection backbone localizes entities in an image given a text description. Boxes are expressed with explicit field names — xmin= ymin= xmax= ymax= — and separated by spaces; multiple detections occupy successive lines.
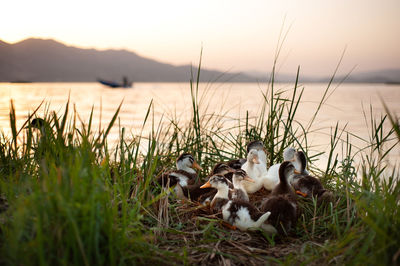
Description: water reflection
xmin=0 ymin=82 xmax=399 ymax=168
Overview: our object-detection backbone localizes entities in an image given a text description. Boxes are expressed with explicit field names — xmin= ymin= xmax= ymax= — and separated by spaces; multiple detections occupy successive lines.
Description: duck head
xmin=247 ymin=149 xmax=260 ymax=164
xmin=279 ymin=161 xmax=296 ymax=184
xmin=246 ymin=140 xmax=265 ymax=153
xmin=200 ymin=174 xmax=229 ymax=190
xmin=25 ymin=118 xmax=50 ymax=132
xmin=176 ymin=153 xmax=202 ymax=173
xmin=232 ymin=169 xmax=254 ymax=185
xmin=283 ymin=147 xmax=296 ymax=161
xmin=211 ymin=162 xmax=233 ymax=175
xmin=293 ymin=151 xmax=307 ymax=174
xmin=247 ymin=140 xmax=267 ymax=163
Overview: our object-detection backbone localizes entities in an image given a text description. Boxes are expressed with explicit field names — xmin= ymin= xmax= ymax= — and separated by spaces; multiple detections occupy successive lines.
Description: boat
xmin=385 ymin=81 xmax=400 ymax=85
xmin=97 ymin=76 xmax=132 ymax=88
xmin=10 ymin=80 xmax=32 ymax=83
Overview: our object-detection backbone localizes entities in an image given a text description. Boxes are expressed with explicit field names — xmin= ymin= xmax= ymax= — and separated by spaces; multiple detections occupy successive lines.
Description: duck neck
xmin=216 ymin=185 xmax=230 ymax=199
xmin=278 ymin=165 xmax=289 ymax=186
xmin=295 ymin=152 xmax=307 ymax=174
xmin=258 ymin=151 xmax=267 ymax=165
xmin=247 ymin=162 xmax=255 ymax=171
xmin=233 ymin=179 xmax=244 ymax=191
xmin=211 ymin=185 xmax=230 ymax=208
xmin=177 ymin=162 xmax=196 ymax=174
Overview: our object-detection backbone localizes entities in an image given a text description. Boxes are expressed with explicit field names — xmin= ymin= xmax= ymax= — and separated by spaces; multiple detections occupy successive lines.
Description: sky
xmin=1 ymin=0 xmax=400 ymax=77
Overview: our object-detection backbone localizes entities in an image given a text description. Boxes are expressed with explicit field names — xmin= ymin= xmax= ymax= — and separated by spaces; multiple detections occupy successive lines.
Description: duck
xmin=260 ymin=161 xmax=298 ymax=235
xmin=289 ymin=148 xmax=310 ymax=175
xmin=290 ymin=151 xmax=332 ymax=202
xmin=222 ymin=140 xmax=267 ymax=170
xmin=157 ymin=153 xmax=203 ymax=199
xmin=225 ymin=158 xmax=247 ymax=170
xmin=182 ymin=162 xmax=237 ymax=205
xmin=181 ymin=183 xmax=217 ymax=205
xmin=210 ymin=162 xmax=235 ymax=181
xmin=231 ymin=169 xmax=253 ymax=202
xmin=25 ymin=117 xmax=65 ymax=167
xmin=246 ymin=140 xmax=268 ymax=165
xmin=262 ymin=146 xmax=297 ymax=191
xmin=200 ymin=175 xmax=276 ymax=234
xmin=241 ymin=149 xmax=266 ymax=194
xmin=26 ymin=117 xmax=47 ymax=130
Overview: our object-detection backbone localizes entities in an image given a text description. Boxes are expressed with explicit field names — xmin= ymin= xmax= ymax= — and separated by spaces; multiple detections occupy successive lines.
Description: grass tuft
xmin=0 ymin=69 xmax=399 ymax=265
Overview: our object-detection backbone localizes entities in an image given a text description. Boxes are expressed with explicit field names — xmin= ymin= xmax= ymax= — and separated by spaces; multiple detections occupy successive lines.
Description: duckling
xmin=211 ymin=162 xmax=235 ymax=181
xmin=262 ymin=146 xmax=297 ymax=191
xmin=24 ymin=117 xmax=63 ymax=167
xmin=157 ymin=153 xmax=202 ymax=198
xmin=226 ymin=158 xmax=247 ymax=170
xmin=260 ymin=161 xmax=298 ymax=235
xmin=246 ymin=140 xmax=268 ymax=165
xmin=231 ymin=169 xmax=254 ymax=202
xmin=181 ymin=183 xmax=217 ymax=205
xmin=223 ymin=140 xmax=266 ymax=170
xmin=288 ymin=148 xmax=310 ymax=175
xmin=27 ymin=117 xmax=47 ymax=130
xmin=178 ymin=162 xmax=237 ymax=205
xmin=200 ymin=175 xmax=276 ymax=233
xmin=283 ymin=147 xmax=297 ymax=162
xmin=290 ymin=151 xmax=331 ymax=201
xmin=270 ymin=161 xmax=297 ymax=197
xmin=241 ymin=149 xmax=266 ymax=194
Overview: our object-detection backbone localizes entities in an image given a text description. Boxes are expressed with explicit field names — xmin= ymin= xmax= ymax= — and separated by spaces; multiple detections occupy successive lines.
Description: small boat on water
xmin=10 ymin=80 xmax=32 ymax=83
xmin=97 ymin=76 xmax=132 ymax=88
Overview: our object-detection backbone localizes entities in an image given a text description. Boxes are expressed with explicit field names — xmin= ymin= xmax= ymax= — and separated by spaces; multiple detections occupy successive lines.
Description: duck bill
xmin=192 ymin=161 xmax=203 ymax=171
xmin=244 ymin=176 xmax=255 ymax=183
xmin=294 ymin=169 xmax=301 ymax=174
xmin=252 ymin=157 xmax=260 ymax=164
xmin=200 ymin=181 xmax=211 ymax=189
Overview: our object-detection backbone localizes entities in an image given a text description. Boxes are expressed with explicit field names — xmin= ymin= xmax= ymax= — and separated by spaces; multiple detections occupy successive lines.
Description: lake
xmin=1 ymin=82 xmax=399 ymax=168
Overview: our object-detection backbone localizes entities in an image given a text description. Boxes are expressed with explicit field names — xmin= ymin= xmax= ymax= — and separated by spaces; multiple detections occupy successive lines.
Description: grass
xmin=0 ymin=65 xmax=399 ymax=265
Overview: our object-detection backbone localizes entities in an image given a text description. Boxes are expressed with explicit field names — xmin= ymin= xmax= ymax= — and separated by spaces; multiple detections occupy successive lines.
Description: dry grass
xmin=151 ymin=185 xmax=338 ymax=265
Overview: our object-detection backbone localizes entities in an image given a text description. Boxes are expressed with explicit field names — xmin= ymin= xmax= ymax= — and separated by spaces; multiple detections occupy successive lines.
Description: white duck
xmin=200 ymin=175 xmax=276 ymax=233
xmin=262 ymin=147 xmax=297 ymax=191
xmin=287 ymin=149 xmax=310 ymax=176
xmin=246 ymin=140 xmax=268 ymax=165
xmin=241 ymin=149 xmax=267 ymax=194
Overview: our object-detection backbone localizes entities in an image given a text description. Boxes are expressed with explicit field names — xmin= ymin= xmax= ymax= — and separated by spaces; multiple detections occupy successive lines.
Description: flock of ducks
xmin=22 ymin=118 xmax=332 ymax=235
xmin=157 ymin=140 xmax=332 ymax=235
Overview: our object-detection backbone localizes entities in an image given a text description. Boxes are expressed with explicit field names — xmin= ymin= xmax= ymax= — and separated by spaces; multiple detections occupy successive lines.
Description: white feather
xmin=262 ymin=163 xmax=280 ymax=191
xmin=169 ymin=172 xmax=189 ymax=187
xmin=241 ymin=150 xmax=267 ymax=194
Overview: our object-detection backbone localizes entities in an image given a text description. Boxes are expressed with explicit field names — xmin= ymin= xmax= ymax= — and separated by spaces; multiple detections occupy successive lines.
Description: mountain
xmin=243 ymin=70 xmax=317 ymax=83
xmin=245 ymin=69 xmax=400 ymax=83
xmin=1 ymin=38 xmax=399 ymax=83
xmin=338 ymin=69 xmax=400 ymax=83
xmin=0 ymin=38 xmax=258 ymax=82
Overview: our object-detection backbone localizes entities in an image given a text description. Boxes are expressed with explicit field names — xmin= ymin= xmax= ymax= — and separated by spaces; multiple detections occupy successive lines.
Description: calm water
xmin=1 ymin=82 xmax=399 ymax=167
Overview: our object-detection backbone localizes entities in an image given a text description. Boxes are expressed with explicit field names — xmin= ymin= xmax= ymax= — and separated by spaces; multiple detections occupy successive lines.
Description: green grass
xmin=0 ymin=66 xmax=399 ymax=265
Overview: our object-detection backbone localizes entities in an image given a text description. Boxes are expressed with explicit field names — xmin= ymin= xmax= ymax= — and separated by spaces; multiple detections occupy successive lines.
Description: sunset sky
xmin=1 ymin=0 xmax=399 ymax=77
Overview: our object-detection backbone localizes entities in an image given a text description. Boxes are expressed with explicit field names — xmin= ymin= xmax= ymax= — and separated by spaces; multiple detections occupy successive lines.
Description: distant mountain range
xmin=244 ymin=69 xmax=400 ymax=84
xmin=0 ymin=38 xmax=256 ymax=82
xmin=0 ymin=38 xmax=399 ymax=83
